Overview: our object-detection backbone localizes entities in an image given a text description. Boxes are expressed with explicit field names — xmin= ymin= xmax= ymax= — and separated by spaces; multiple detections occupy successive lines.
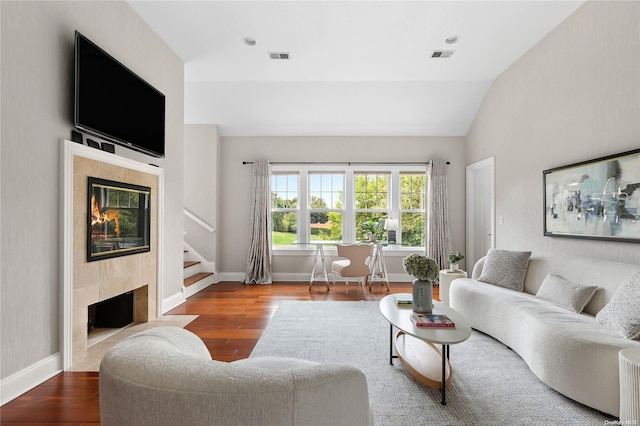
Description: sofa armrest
xmin=290 ymin=363 xmax=373 ymax=426
xmin=234 ymin=357 xmax=372 ymax=425
xmin=127 ymin=326 xmax=212 ymax=360
xmin=471 ymin=256 xmax=486 ymax=279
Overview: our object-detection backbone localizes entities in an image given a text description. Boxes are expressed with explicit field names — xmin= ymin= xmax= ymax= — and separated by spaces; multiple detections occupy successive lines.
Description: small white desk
xmin=301 ymin=241 xmax=390 ymax=291
xmin=368 ymin=243 xmax=391 ymax=291
xmin=299 ymin=241 xmax=337 ymax=291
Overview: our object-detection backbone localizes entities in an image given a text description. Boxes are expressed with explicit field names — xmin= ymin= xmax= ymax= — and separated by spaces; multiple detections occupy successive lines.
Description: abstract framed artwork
xmin=543 ymin=148 xmax=640 ymax=243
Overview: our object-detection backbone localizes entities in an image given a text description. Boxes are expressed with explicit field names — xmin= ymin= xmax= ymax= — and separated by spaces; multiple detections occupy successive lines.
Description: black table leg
xmin=389 ymin=324 xmax=393 ymax=365
xmin=441 ymin=344 xmax=447 ymax=405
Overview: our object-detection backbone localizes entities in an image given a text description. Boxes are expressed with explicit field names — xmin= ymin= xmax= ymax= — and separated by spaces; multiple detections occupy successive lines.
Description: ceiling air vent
xmin=431 ymin=50 xmax=455 ymax=58
xmin=269 ymin=52 xmax=290 ymax=60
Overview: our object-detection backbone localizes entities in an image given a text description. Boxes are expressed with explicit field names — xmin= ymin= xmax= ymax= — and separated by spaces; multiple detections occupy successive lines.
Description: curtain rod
xmin=241 ymin=161 xmax=450 ymax=165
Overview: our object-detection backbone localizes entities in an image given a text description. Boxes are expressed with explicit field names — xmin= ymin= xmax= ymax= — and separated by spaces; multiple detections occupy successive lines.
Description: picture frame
xmin=543 ymin=148 xmax=640 ymax=243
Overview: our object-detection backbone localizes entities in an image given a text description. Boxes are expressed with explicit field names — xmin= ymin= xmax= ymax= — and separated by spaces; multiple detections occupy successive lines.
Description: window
xmin=355 ymin=173 xmax=389 ymax=241
xmin=400 ymin=173 xmax=427 ymax=247
xmin=271 ymin=173 xmax=298 ymax=246
xmin=309 ymin=173 xmax=343 ymax=242
xmin=271 ymin=166 xmax=427 ymax=247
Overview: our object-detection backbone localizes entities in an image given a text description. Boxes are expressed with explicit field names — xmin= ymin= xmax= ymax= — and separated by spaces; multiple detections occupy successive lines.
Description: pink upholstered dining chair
xmin=331 ymin=244 xmax=374 ymax=292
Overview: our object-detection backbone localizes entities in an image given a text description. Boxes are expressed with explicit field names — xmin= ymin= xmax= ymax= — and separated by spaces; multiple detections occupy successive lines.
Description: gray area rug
xmin=250 ymin=301 xmax=613 ymax=425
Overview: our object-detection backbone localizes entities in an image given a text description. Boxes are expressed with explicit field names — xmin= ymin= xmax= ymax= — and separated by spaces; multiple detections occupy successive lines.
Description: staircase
xmin=183 ymin=246 xmax=216 ymax=298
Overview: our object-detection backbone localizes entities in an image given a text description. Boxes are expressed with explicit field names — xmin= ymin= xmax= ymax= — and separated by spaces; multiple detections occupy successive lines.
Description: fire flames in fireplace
xmin=87 ymin=177 xmax=151 ymax=262
xmin=91 ymin=194 xmax=120 ymax=238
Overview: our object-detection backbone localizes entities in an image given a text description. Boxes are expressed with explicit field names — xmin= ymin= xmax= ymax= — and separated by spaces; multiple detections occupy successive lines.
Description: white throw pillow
xmin=535 ymin=273 xmax=598 ymax=313
xmin=477 ymin=249 xmax=531 ymax=291
xmin=596 ymin=272 xmax=640 ymax=340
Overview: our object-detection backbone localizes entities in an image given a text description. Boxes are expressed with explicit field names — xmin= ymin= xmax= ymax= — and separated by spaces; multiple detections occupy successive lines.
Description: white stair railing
xmin=183 ymin=209 xmax=216 ymax=268
xmin=184 ymin=209 xmax=215 ymax=233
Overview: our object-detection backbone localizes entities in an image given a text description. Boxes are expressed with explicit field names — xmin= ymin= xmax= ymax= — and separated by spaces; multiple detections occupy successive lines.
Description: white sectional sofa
xmin=450 ymin=251 xmax=640 ymax=417
xmin=100 ymin=327 xmax=373 ymax=426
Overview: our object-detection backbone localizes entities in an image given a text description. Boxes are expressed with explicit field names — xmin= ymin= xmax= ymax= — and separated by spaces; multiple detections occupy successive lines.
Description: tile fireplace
xmin=63 ymin=140 xmax=163 ymax=370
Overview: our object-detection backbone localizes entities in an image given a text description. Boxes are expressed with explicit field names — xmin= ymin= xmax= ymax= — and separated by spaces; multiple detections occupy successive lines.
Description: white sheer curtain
xmin=426 ymin=159 xmax=453 ymax=270
xmin=243 ymin=160 xmax=273 ymax=284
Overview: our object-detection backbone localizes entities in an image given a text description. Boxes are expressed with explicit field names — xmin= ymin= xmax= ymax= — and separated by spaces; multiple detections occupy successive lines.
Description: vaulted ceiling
xmin=128 ymin=1 xmax=584 ymax=137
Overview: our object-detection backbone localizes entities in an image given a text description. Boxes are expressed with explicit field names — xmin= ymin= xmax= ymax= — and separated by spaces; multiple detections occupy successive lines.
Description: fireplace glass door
xmin=88 ymin=177 xmax=151 ymax=261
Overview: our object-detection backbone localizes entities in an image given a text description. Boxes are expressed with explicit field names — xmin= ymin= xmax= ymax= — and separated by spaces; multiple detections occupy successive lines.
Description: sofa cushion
xmin=535 ymin=273 xmax=598 ymax=313
xmin=477 ymin=249 xmax=531 ymax=291
xmin=596 ymin=272 xmax=640 ymax=339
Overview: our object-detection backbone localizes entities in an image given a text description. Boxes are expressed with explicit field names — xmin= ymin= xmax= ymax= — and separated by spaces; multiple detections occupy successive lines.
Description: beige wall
xmin=0 ymin=1 xmax=183 ymax=380
xmin=219 ymin=136 xmax=467 ymax=277
xmin=184 ymin=124 xmax=220 ymax=262
xmin=466 ymin=0 xmax=640 ymax=264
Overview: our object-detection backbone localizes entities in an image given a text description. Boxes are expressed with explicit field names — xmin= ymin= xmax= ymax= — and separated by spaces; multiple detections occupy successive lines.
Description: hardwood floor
xmin=0 ymin=281 xmax=426 ymax=425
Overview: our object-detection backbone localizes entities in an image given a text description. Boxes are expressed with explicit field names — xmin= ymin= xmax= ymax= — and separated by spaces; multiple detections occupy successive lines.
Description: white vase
xmin=450 ymin=263 xmax=459 ymax=271
xmin=412 ymin=279 xmax=433 ymax=314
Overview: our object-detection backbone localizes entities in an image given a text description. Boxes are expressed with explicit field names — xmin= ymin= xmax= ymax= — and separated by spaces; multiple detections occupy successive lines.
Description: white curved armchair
xmin=331 ymin=244 xmax=374 ymax=292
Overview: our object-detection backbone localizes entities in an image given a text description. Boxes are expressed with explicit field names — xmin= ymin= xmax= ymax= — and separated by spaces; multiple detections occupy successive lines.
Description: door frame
xmin=465 ymin=157 xmax=495 ymax=269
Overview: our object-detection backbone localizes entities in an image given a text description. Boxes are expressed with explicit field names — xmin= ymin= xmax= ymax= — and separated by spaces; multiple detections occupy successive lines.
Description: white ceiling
xmin=128 ymin=0 xmax=584 ymax=137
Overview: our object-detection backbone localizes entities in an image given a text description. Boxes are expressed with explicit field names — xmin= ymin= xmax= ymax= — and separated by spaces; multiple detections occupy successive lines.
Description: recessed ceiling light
xmin=243 ymin=37 xmax=257 ymax=46
xmin=445 ymin=35 xmax=459 ymax=44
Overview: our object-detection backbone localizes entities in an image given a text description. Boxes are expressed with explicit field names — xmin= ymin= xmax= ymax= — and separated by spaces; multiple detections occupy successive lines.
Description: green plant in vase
xmin=403 ymin=253 xmax=439 ymax=313
xmin=448 ymin=251 xmax=464 ymax=271
xmin=361 ymin=219 xmax=381 ymax=242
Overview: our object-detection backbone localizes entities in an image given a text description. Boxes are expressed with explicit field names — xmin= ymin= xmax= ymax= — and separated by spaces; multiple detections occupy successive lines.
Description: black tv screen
xmin=74 ymin=31 xmax=165 ymax=158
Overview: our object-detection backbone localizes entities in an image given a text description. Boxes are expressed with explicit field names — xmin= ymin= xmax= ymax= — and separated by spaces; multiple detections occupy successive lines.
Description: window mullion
xmin=343 ymin=170 xmax=355 ymax=243
xmin=299 ymin=171 xmax=309 ymax=243
xmin=390 ymin=171 xmax=400 ymax=219
xmin=390 ymin=170 xmax=401 ymax=243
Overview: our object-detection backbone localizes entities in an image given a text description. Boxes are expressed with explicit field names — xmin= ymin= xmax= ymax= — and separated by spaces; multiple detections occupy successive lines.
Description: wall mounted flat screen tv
xmin=74 ymin=31 xmax=166 ymax=158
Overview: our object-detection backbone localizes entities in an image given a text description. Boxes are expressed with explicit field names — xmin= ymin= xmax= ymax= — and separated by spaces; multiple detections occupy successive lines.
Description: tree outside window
xmin=355 ymin=173 xmax=389 ymax=241
xmin=271 ymin=173 xmax=298 ymax=246
xmin=400 ymin=173 xmax=427 ymax=247
xmin=270 ymin=166 xmax=427 ymax=247
xmin=309 ymin=173 xmax=343 ymax=242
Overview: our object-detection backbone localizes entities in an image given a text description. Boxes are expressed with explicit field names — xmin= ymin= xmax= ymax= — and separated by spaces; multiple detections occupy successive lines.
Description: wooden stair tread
xmin=184 ymin=261 xmax=200 ymax=268
xmin=184 ymin=272 xmax=214 ymax=287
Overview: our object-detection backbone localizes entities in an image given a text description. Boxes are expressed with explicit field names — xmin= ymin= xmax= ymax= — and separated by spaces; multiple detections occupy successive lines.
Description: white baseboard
xmin=214 ymin=272 xmax=305 ymax=283
xmin=1 ymin=353 xmax=62 ymax=406
xmin=216 ymin=272 xmax=411 ymax=284
xmin=216 ymin=272 xmax=244 ymax=282
xmin=272 ymin=272 xmax=310 ymax=282
xmin=162 ymin=291 xmax=187 ymax=314
xmin=183 ymin=275 xmax=216 ymax=298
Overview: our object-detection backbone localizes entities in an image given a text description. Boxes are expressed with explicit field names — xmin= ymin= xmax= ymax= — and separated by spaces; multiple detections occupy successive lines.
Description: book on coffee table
xmin=410 ymin=313 xmax=455 ymax=328
xmin=394 ymin=295 xmax=413 ymax=307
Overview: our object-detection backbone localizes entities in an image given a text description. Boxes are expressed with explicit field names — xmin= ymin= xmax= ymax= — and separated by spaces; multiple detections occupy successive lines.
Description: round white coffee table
xmin=379 ymin=293 xmax=471 ymax=405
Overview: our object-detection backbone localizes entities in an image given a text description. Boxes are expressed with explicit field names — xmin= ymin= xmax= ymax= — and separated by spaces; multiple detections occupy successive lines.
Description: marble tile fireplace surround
xmin=62 ymin=140 xmax=163 ymax=370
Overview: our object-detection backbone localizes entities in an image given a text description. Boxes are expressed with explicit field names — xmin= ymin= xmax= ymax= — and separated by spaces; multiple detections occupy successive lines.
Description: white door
xmin=466 ymin=157 xmax=495 ymax=270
